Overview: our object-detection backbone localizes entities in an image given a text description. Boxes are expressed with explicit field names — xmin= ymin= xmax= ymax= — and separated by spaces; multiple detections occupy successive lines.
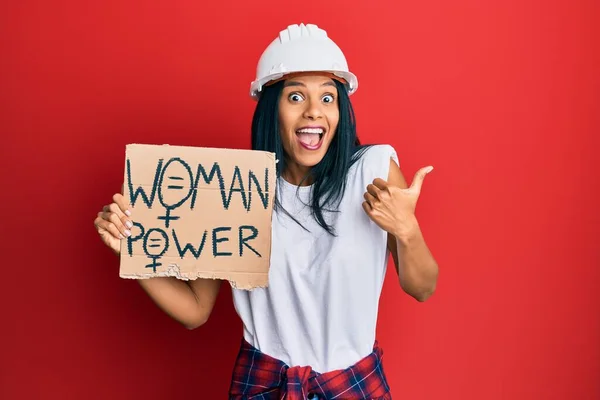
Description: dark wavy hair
xmin=251 ymin=79 xmax=370 ymax=235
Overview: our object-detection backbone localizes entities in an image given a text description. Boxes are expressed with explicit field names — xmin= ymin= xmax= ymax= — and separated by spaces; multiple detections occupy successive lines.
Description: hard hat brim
xmin=250 ymin=70 xmax=358 ymax=100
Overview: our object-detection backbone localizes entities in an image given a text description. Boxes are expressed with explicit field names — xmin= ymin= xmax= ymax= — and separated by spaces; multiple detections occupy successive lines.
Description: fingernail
xmin=124 ymin=230 xmax=131 ymax=237
xmin=125 ymin=220 xmax=133 ymax=229
xmin=119 ymin=233 xmax=125 ymax=239
xmin=426 ymin=166 xmax=434 ymax=173
xmin=125 ymin=210 xmax=132 ymax=216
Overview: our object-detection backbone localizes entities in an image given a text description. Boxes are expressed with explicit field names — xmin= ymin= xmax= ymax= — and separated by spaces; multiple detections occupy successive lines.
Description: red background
xmin=2 ymin=1 xmax=599 ymax=399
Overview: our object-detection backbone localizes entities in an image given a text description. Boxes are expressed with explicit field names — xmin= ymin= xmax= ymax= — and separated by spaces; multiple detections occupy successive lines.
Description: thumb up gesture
xmin=362 ymin=165 xmax=433 ymax=240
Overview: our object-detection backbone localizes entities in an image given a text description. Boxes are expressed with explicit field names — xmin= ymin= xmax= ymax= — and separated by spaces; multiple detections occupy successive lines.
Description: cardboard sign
xmin=119 ymin=143 xmax=276 ymax=290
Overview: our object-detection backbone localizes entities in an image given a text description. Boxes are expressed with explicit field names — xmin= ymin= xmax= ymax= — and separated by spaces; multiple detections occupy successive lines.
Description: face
xmin=278 ymin=74 xmax=340 ymax=177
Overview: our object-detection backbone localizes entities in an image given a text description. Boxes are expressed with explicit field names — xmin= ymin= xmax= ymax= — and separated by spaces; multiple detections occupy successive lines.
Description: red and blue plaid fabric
xmin=228 ymin=338 xmax=392 ymax=399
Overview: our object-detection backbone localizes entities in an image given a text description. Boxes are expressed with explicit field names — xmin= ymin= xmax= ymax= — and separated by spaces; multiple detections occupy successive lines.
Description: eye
xmin=288 ymin=93 xmax=304 ymax=102
xmin=322 ymin=94 xmax=335 ymax=103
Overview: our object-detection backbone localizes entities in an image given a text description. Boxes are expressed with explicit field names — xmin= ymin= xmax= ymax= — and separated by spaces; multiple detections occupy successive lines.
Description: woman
xmin=94 ymin=23 xmax=438 ymax=399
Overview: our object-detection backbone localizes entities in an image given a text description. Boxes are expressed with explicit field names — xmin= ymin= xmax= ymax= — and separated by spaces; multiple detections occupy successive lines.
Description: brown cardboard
xmin=119 ymin=143 xmax=276 ymax=290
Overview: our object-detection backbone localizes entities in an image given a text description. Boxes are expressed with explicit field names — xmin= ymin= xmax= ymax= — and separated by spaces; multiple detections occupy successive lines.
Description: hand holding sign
xmin=362 ymin=166 xmax=433 ymax=240
xmin=113 ymin=144 xmax=276 ymax=290
xmin=94 ymin=193 xmax=133 ymax=255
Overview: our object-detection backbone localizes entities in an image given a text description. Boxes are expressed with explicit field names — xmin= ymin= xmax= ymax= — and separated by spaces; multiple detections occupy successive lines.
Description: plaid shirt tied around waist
xmin=228 ymin=339 xmax=392 ymax=400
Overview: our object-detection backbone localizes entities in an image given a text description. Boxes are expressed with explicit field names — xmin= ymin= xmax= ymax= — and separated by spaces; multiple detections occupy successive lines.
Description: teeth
xmin=296 ymin=128 xmax=324 ymax=134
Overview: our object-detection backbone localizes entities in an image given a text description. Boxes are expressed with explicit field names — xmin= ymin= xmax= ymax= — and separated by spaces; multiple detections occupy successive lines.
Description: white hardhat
xmin=249 ymin=23 xmax=358 ymax=99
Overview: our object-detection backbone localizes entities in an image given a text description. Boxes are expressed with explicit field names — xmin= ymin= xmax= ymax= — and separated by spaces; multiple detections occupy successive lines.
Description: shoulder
xmin=351 ymin=144 xmax=399 ymax=180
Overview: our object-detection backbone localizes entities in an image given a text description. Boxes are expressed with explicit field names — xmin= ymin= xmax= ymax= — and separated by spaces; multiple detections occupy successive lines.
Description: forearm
xmin=137 ymin=278 xmax=207 ymax=329
xmin=393 ymin=223 xmax=439 ymax=301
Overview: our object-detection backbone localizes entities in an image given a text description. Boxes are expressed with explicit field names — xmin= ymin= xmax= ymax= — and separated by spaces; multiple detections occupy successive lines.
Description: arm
xmin=94 ymin=193 xmax=222 ymax=329
xmin=137 ymin=277 xmax=222 ymax=329
xmin=386 ymin=228 xmax=438 ymax=302
xmin=363 ymin=159 xmax=439 ymax=302
xmin=386 ymin=159 xmax=438 ymax=301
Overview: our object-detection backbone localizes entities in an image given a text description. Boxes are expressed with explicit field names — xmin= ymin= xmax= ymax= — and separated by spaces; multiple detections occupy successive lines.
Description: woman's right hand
xmin=94 ymin=193 xmax=134 ymax=255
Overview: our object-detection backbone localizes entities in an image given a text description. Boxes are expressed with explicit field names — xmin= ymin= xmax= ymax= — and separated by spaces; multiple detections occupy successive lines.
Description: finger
xmin=362 ymin=201 xmax=373 ymax=215
xmin=409 ymin=166 xmax=434 ymax=193
xmin=366 ymin=183 xmax=382 ymax=199
xmin=108 ymin=201 xmax=134 ymax=230
xmin=101 ymin=206 xmax=131 ymax=237
xmin=95 ymin=215 xmax=125 ymax=240
xmin=104 ymin=202 xmax=131 ymax=223
xmin=110 ymin=202 xmax=134 ymax=229
xmin=113 ymin=193 xmax=132 ymax=216
xmin=103 ymin=202 xmax=123 ymax=218
xmin=108 ymin=212 xmax=132 ymax=237
xmin=363 ymin=191 xmax=378 ymax=207
xmin=372 ymin=178 xmax=389 ymax=191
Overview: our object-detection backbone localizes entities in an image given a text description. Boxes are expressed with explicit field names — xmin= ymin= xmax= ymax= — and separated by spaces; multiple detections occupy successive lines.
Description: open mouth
xmin=296 ymin=127 xmax=325 ymax=150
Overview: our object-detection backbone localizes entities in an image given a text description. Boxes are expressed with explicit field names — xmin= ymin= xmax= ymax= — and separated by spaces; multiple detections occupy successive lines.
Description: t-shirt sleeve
xmin=361 ymin=144 xmax=399 ymax=183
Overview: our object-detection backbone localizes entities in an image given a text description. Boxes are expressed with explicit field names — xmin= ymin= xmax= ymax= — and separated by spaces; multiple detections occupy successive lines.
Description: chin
xmin=295 ymin=155 xmax=324 ymax=168
xmin=293 ymin=146 xmax=330 ymax=167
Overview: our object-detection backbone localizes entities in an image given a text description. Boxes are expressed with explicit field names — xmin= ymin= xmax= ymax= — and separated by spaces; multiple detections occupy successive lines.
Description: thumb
xmin=409 ymin=166 xmax=434 ymax=193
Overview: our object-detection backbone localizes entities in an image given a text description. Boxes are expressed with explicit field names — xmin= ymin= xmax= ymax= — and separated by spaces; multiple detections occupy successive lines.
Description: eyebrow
xmin=283 ymin=80 xmax=336 ymax=88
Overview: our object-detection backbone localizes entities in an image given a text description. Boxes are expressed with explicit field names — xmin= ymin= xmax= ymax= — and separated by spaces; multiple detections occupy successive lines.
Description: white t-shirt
xmin=231 ymin=144 xmax=399 ymax=373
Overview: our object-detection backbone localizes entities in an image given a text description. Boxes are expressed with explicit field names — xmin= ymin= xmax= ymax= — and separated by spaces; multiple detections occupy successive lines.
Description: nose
xmin=302 ymin=98 xmax=323 ymax=120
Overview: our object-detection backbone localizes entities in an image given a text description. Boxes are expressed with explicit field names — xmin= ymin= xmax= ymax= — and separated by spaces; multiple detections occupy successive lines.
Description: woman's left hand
xmin=362 ymin=166 xmax=433 ymax=241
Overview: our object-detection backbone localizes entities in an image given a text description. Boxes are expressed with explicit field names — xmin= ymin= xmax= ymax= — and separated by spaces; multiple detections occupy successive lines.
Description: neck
xmin=282 ymin=162 xmax=313 ymax=186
